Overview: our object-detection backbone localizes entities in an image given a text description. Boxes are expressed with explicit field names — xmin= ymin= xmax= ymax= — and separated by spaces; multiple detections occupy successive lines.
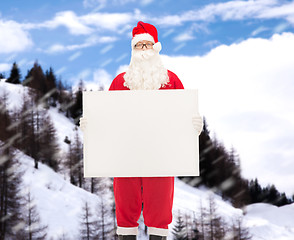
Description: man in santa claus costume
xmin=80 ymin=21 xmax=203 ymax=240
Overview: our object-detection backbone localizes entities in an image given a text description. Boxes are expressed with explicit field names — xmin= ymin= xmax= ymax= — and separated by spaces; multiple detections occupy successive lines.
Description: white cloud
xmin=83 ymin=0 xmax=107 ymax=10
xmin=46 ymin=36 xmax=117 ymax=54
xmin=159 ymin=32 xmax=294 ymax=196
xmin=173 ymin=33 xmax=195 ymax=42
xmin=203 ymin=40 xmax=221 ymax=48
xmin=92 ymin=68 xmax=112 ymax=89
xmin=68 ymin=51 xmax=82 ymax=61
xmin=39 ymin=11 xmax=93 ymax=35
xmin=273 ymin=22 xmax=289 ymax=34
xmin=116 ymin=64 xmax=128 ymax=76
xmin=0 ymin=20 xmax=33 ymax=54
xmin=80 ymin=11 xmax=139 ymax=31
xmin=80 ymin=68 xmax=113 ymax=91
xmin=141 ymin=0 xmax=154 ymax=6
xmin=258 ymin=1 xmax=294 ymax=23
xmin=152 ymin=0 xmax=294 ymax=27
xmin=100 ymin=58 xmax=113 ymax=68
xmin=100 ymin=44 xmax=113 ymax=54
xmin=56 ymin=66 xmax=67 ymax=75
xmin=71 ymin=69 xmax=92 ymax=89
xmin=251 ymin=26 xmax=269 ymax=36
xmin=83 ymin=0 xmax=152 ymax=10
xmin=22 ymin=10 xmax=140 ymax=36
xmin=0 ymin=63 xmax=11 ymax=72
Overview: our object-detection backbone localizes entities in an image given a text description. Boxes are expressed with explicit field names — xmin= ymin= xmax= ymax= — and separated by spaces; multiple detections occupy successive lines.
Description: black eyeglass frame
xmin=134 ymin=42 xmax=154 ymax=49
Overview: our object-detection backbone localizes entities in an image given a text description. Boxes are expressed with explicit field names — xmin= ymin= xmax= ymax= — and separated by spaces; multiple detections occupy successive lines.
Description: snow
xmin=245 ymin=203 xmax=294 ymax=240
xmin=18 ymin=150 xmax=90 ymax=239
xmin=0 ymin=80 xmax=29 ymax=112
xmin=1 ymin=80 xmax=294 ymax=239
xmin=47 ymin=107 xmax=83 ymax=151
xmin=16 ymin=151 xmax=294 ymax=239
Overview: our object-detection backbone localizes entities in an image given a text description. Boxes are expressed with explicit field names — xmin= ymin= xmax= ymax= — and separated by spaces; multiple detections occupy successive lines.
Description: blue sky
xmin=1 ymin=0 xmax=293 ymax=84
xmin=1 ymin=0 xmax=294 ymax=196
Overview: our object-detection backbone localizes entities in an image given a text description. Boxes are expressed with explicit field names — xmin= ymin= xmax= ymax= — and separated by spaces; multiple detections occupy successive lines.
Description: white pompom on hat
xmin=131 ymin=21 xmax=162 ymax=53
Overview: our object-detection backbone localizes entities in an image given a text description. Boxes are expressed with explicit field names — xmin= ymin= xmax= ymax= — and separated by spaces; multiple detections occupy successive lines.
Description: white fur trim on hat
xmin=153 ymin=42 xmax=162 ymax=53
xmin=132 ymin=33 xmax=155 ymax=48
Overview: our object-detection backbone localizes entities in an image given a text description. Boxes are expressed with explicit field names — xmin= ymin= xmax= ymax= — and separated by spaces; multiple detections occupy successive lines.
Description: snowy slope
xmin=1 ymin=81 xmax=294 ymax=239
xmin=17 ymin=150 xmax=99 ymax=239
xmin=0 ymin=79 xmax=29 ymax=112
xmin=245 ymin=203 xmax=294 ymax=240
xmin=17 ymin=152 xmax=294 ymax=240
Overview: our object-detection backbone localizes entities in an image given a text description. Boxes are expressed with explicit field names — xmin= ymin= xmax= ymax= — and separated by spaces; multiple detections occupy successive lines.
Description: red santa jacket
xmin=109 ymin=70 xmax=184 ymax=90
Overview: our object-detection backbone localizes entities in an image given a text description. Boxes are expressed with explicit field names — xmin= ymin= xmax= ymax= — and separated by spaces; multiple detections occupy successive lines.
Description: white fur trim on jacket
xmin=117 ymin=226 xmax=138 ymax=235
xmin=147 ymin=227 xmax=169 ymax=236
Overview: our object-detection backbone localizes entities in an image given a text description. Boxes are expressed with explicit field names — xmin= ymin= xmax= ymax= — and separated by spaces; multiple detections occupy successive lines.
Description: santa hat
xmin=131 ymin=21 xmax=162 ymax=53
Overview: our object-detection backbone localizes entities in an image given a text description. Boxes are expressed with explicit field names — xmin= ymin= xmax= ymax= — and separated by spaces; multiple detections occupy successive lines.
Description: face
xmin=134 ymin=40 xmax=154 ymax=51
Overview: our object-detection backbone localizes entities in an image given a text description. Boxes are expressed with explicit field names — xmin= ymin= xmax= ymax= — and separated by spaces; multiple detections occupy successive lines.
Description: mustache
xmin=132 ymin=49 xmax=156 ymax=61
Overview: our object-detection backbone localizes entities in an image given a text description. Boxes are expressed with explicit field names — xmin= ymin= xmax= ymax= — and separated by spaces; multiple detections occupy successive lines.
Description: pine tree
xmin=96 ymin=178 xmax=113 ymax=240
xmin=190 ymin=212 xmax=203 ymax=240
xmin=198 ymin=118 xmax=215 ymax=188
xmin=179 ymin=117 xmax=251 ymax=208
xmin=16 ymin=93 xmax=34 ymax=156
xmin=248 ymin=178 xmax=293 ymax=206
xmin=66 ymin=129 xmax=84 ymax=187
xmin=0 ymin=72 xmax=5 ymax=79
xmin=197 ymin=200 xmax=206 ymax=240
xmin=0 ymin=142 xmax=24 ymax=239
xmin=69 ymin=79 xmax=84 ymax=125
xmin=0 ymin=90 xmax=11 ymax=142
xmin=22 ymin=189 xmax=47 ymax=240
xmin=206 ymin=195 xmax=226 ymax=240
xmin=111 ymin=194 xmax=118 ymax=240
xmin=99 ymin=195 xmax=108 ymax=240
xmin=38 ymin=113 xmax=60 ymax=171
xmin=45 ymin=67 xmax=58 ymax=107
xmin=57 ymin=78 xmax=73 ymax=117
xmin=172 ymin=210 xmax=188 ymax=240
xmin=24 ymin=61 xmax=47 ymax=103
xmin=79 ymin=201 xmax=99 ymax=240
xmin=7 ymin=62 xmax=21 ymax=84
xmin=0 ymin=91 xmax=23 ymax=238
xmin=230 ymin=217 xmax=251 ymax=240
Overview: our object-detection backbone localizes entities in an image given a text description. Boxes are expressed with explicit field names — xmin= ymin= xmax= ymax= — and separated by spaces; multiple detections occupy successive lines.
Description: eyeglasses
xmin=134 ymin=42 xmax=154 ymax=49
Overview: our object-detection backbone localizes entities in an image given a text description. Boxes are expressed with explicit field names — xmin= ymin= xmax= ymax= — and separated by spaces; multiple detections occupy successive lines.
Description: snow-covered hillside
xmin=1 ymin=80 xmax=294 ymax=240
xmin=16 ymin=153 xmax=294 ymax=240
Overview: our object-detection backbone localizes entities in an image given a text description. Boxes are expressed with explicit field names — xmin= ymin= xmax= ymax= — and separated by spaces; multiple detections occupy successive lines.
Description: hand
xmin=79 ymin=117 xmax=87 ymax=132
xmin=192 ymin=115 xmax=203 ymax=136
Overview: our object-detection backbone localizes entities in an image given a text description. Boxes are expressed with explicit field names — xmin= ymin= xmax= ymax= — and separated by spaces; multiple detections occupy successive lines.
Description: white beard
xmin=123 ymin=49 xmax=169 ymax=90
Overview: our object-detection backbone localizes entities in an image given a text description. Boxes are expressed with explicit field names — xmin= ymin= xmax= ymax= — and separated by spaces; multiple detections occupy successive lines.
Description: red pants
xmin=113 ymin=176 xmax=174 ymax=236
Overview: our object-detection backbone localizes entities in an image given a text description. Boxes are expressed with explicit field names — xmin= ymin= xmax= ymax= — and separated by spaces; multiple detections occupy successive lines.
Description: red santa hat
xmin=131 ymin=21 xmax=162 ymax=53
